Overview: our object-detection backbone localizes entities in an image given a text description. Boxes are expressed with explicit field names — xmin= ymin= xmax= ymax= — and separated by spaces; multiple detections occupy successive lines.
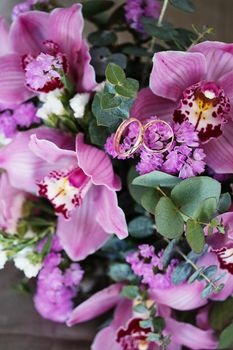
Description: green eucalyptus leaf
xmin=210 ymin=297 xmax=233 ymax=331
xmin=108 ymin=263 xmax=134 ymax=282
xmin=128 ymin=216 xmax=154 ymax=238
xmin=100 ymin=93 xmax=121 ymax=109
xmin=82 ymin=0 xmax=114 ymax=18
xmin=140 ymin=319 xmax=153 ymax=329
xmin=133 ymin=170 xmax=181 ymax=189
xmin=219 ymin=323 xmax=233 ymax=349
xmin=121 ymin=285 xmax=139 ymax=300
xmin=171 ymin=176 xmax=221 ymax=218
xmin=186 ymin=220 xmax=205 ymax=253
xmin=141 ymin=189 xmax=161 ymax=214
xmin=89 ymin=119 xmax=109 ymax=147
xmin=172 ymin=262 xmax=194 ymax=285
xmin=188 ymin=267 xmax=205 ymax=284
xmin=133 ymin=303 xmax=148 ymax=314
xmin=128 ymin=168 xmax=145 ymax=205
xmin=88 ymin=30 xmax=117 ymax=46
xmin=105 ymin=63 xmax=126 ymax=85
xmin=155 ymin=197 xmax=184 ymax=238
xmin=168 ymin=0 xmax=195 ymax=13
xmin=143 ymin=22 xmax=177 ymax=41
xmin=115 ymin=78 xmax=139 ymax=98
xmin=162 ymin=239 xmax=178 ymax=267
xmin=202 ymin=265 xmax=218 ymax=279
xmin=193 ymin=197 xmax=217 ymax=223
xmin=122 ymin=45 xmax=151 ymax=57
xmin=218 ymin=192 xmax=231 ymax=214
xmin=201 ymin=284 xmax=214 ymax=299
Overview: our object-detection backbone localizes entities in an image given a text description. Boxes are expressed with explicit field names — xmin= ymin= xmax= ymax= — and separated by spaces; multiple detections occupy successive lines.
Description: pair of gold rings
xmin=114 ymin=118 xmax=174 ymax=157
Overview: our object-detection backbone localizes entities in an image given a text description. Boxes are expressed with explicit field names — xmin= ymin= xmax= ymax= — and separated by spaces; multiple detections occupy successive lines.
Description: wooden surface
xmin=0 ymin=264 xmax=96 ymax=349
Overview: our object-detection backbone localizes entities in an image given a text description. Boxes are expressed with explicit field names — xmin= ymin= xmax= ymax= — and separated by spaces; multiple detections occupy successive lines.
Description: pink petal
xmin=203 ymin=120 xmax=233 ymax=173
xmin=0 ymin=127 xmax=73 ymax=193
xmin=190 ymin=41 xmax=233 ymax=82
xmin=91 ymin=326 xmax=120 ymax=350
xmin=130 ymin=88 xmax=176 ymax=122
xmin=49 ymin=4 xmax=83 ymax=63
xmin=150 ymin=282 xmax=207 ymax=310
xmin=67 ymin=283 xmax=122 ymax=326
xmin=150 ymin=51 xmax=206 ymax=102
xmin=76 ymin=134 xmax=121 ymax=191
xmin=166 ymin=317 xmax=218 ymax=350
xmin=218 ymin=71 xmax=233 ymax=103
xmin=10 ymin=11 xmax=49 ymax=55
xmin=57 ymin=188 xmax=110 ymax=261
xmin=95 ymin=186 xmax=128 ymax=239
xmin=0 ymin=17 xmax=11 ymax=55
xmin=0 ymin=173 xmax=25 ymax=233
xmin=29 ymin=134 xmax=76 ymax=164
xmin=0 ymin=53 xmax=32 ymax=104
xmin=75 ymin=40 xmax=97 ymax=92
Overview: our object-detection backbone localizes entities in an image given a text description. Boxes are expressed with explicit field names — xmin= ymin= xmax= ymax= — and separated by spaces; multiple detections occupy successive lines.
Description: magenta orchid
xmin=131 ymin=41 xmax=233 ymax=174
xmin=0 ymin=4 xmax=96 ymax=104
xmin=0 ymin=127 xmax=127 ymax=260
xmin=67 ymin=284 xmax=217 ymax=350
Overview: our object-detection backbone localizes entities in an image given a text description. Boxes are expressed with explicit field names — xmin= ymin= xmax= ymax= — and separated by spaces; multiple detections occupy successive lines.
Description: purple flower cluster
xmin=25 ymin=53 xmax=64 ymax=92
xmin=126 ymin=244 xmax=178 ymax=289
xmin=105 ymin=118 xmax=206 ymax=179
xmin=0 ymin=103 xmax=39 ymax=139
xmin=124 ymin=0 xmax=160 ymax=37
xmin=34 ymin=236 xmax=84 ymax=323
xmin=12 ymin=0 xmax=50 ymax=20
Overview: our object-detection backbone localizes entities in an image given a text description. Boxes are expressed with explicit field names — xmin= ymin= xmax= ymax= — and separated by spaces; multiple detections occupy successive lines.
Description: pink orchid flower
xmin=0 ymin=4 xmax=96 ymax=104
xmin=131 ymin=41 xmax=233 ymax=174
xmin=0 ymin=127 xmax=128 ymax=260
xmin=0 ymin=173 xmax=25 ymax=234
xmin=67 ymin=284 xmax=217 ymax=350
xmin=206 ymin=212 xmax=233 ymax=275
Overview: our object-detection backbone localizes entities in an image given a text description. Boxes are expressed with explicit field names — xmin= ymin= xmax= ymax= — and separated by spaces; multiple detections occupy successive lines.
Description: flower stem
xmin=158 ymin=0 xmax=169 ymax=27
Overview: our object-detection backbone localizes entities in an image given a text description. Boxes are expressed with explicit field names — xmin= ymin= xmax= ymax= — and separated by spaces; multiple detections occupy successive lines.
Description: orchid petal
xmin=10 ymin=11 xmax=49 ymax=55
xmin=95 ymin=186 xmax=128 ymax=239
xmin=0 ymin=17 xmax=11 ymax=55
xmin=75 ymin=40 xmax=97 ymax=92
xmin=130 ymin=88 xmax=176 ymax=122
xmin=150 ymin=51 xmax=206 ymax=102
xmin=29 ymin=134 xmax=76 ymax=165
xmin=57 ymin=188 xmax=110 ymax=261
xmin=0 ymin=128 xmax=72 ymax=193
xmin=203 ymin=120 xmax=233 ymax=173
xmin=76 ymin=134 xmax=121 ymax=191
xmin=0 ymin=53 xmax=32 ymax=104
xmin=190 ymin=41 xmax=233 ymax=82
xmin=49 ymin=4 xmax=83 ymax=63
xmin=91 ymin=326 xmax=120 ymax=350
xmin=150 ymin=283 xmax=206 ymax=310
xmin=67 ymin=283 xmax=122 ymax=326
xmin=166 ymin=318 xmax=218 ymax=350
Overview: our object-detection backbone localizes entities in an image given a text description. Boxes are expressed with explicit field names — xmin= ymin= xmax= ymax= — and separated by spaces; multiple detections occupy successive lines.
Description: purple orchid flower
xmin=67 ymin=284 xmax=217 ymax=350
xmin=131 ymin=41 xmax=233 ymax=174
xmin=0 ymin=127 xmax=128 ymax=260
xmin=0 ymin=4 xmax=96 ymax=104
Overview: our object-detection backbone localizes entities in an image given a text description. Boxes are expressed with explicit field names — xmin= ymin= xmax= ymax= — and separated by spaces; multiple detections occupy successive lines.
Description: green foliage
xmin=89 ymin=118 xmax=109 ymax=147
xmin=155 ymin=197 xmax=184 ymax=238
xmin=171 ymin=176 xmax=221 ymax=217
xmin=168 ymin=0 xmax=195 ymax=13
xmin=133 ymin=170 xmax=181 ymax=189
xmin=92 ymin=64 xmax=139 ymax=129
xmin=128 ymin=216 xmax=154 ymax=238
xmin=162 ymin=239 xmax=178 ymax=266
xmin=141 ymin=189 xmax=161 ymax=214
xmin=121 ymin=285 xmax=139 ymax=300
xmin=108 ymin=263 xmax=135 ymax=282
xmin=88 ymin=30 xmax=117 ymax=46
xmin=210 ymin=297 xmax=233 ymax=331
xmin=219 ymin=323 xmax=233 ymax=349
xmin=186 ymin=220 xmax=205 ymax=253
xmin=218 ymin=192 xmax=232 ymax=213
xmin=82 ymin=0 xmax=114 ymax=19
xmin=172 ymin=262 xmax=194 ymax=285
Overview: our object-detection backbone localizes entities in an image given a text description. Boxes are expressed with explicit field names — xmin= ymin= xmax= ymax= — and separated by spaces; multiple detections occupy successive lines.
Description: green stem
xmin=158 ymin=0 xmax=169 ymax=27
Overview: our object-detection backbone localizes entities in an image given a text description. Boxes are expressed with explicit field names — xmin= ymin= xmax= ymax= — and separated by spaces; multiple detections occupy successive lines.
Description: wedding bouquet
xmin=1 ymin=0 xmax=233 ymax=349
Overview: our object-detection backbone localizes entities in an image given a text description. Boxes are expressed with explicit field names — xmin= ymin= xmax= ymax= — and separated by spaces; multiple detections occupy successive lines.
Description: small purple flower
xmin=0 ymin=111 xmax=17 ymax=138
xmin=124 ymin=0 xmax=160 ymax=37
xmin=12 ymin=103 xmax=40 ymax=127
xmin=24 ymin=52 xmax=66 ymax=92
xmin=136 ymin=150 xmax=164 ymax=175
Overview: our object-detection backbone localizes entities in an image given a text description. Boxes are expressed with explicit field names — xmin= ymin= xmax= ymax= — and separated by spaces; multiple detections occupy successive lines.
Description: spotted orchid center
xmin=173 ymin=81 xmax=231 ymax=142
xmin=38 ymin=168 xmax=91 ymax=219
xmin=213 ymin=246 xmax=233 ymax=274
xmin=22 ymin=41 xmax=68 ymax=93
xmin=116 ymin=318 xmax=153 ymax=350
